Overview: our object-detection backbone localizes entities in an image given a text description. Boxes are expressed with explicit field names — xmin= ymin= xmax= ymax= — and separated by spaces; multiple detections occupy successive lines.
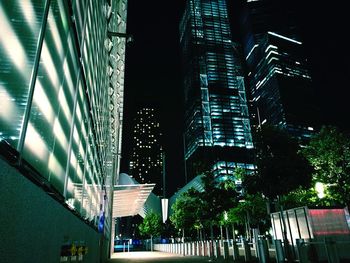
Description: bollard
xmin=257 ymin=239 xmax=269 ymax=263
xmin=325 ymin=238 xmax=340 ymax=263
xmin=208 ymin=241 xmax=213 ymax=258
xmin=296 ymin=239 xmax=308 ymax=263
xmin=205 ymin=241 xmax=211 ymax=257
xmin=201 ymin=241 xmax=207 ymax=257
xmin=214 ymin=240 xmax=221 ymax=258
xmin=274 ymin=239 xmax=285 ymax=263
xmin=223 ymin=241 xmax=229 ymax=259
xmin=243 ymin=239 xmax=252 ymax=262
xmin=232 ymin=240 xmax=239 ymax=261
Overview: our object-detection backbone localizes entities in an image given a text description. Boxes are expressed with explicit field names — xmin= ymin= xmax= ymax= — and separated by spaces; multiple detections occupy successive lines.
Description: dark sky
xmin=120 ymin=0 xmax=350 ymax=196
xmin=120 ymin=0 xmax=186 ymax=196
xmin=297 ymin=2 xmax=349 ymax=131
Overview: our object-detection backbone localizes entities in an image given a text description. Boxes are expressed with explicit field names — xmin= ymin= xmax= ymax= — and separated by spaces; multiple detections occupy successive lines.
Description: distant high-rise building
xmin=238 ymin=0 xmax=319 ymax=141
xmin=129 ymin=107 xmax=164 ymax=195
xmin=180 ymin=0 xmax=255 ymax=181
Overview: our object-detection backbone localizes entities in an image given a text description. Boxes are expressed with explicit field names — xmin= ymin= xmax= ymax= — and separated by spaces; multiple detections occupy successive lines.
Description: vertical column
xmin=17 ymin=0 xmax=52 ymax=159
xmin=63 ymin=72 xmax=80 ymax=198
xmin=110 ymin=219 xmax=115 ymax=256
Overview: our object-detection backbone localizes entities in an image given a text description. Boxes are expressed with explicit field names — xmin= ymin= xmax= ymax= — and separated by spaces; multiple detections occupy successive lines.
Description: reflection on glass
xmin=0 ymin=0 xmax=46 ymax=148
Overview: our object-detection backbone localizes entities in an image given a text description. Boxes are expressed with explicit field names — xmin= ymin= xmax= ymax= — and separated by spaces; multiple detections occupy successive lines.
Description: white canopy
xmin=112 ymin=174 xmax=155 ymax=218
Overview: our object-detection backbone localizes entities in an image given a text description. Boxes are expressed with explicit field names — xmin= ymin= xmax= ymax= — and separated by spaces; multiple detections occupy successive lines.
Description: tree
xmin=243 ymin=125 xmax=313 ymax=262
xmin=170 ymin=188 xmax=203 ymax=239
xmin=223 ymin=194 xmax=269 ymax=241
xmin=138 ymin=212 xmax=162 ymax=251
xmin=195 ymin=171 xmax=240 ymax=249
xmin=280 ymin=186 xmax=332 ymax=209
xmin=170 ymin=171 xmax=240 ymax=244
xmin=200 ymin=171 xmax=240 ymax=223
xmin=243 ymin=125 xmax=313 ymax=201
xmin=302 ymin=126 xmax=350 ymax=206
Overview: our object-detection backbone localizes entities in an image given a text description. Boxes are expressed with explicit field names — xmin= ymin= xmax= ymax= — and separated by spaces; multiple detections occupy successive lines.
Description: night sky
xmin=120 ymin=0 xmax=350 ymax=196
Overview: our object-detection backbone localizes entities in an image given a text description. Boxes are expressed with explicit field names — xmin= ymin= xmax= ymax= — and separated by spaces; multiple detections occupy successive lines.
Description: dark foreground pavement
xmin=107 ymin=251 xmax=227 ymax=263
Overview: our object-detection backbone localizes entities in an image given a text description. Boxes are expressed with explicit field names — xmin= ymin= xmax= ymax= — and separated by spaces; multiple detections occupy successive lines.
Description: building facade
xmin=129 ymin=106 xmax=164 ymax=196
xmin=180 ymin=0 xmax=255 ymax=181
xmin=238 ymin=0 xmax=318 ymax=141
xmin=0 ymin=0 xmax=127 ymax=261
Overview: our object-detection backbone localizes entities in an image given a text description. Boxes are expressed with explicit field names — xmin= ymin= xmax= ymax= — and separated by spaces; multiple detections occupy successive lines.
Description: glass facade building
xmin=238 ymin=0 xmax=318 ymax=141
xmin=180 ymin=0 xmax=255 ymax=181
xmin=0 ymin=0 xmax=127 ymax=236
xmin=129 ymin=107 xmax=163 ymax=196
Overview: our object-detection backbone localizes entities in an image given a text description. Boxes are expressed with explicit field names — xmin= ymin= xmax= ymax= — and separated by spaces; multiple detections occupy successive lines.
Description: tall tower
xmin=238 ymin=0 xmax=318 ymax=141
xmin=180 ymin=0 xmax=255 ymax=181
xmin=129 ymin=106 xmax=164 ymax=196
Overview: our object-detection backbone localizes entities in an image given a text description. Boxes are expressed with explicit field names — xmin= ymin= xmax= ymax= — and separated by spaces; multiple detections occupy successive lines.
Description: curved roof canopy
xmin=112 ymin=173 xmax=155 ymax=218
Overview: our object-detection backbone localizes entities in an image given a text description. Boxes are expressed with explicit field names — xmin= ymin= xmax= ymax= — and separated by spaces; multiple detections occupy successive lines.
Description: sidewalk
xmin=107 ymin=251 xmax=228 ymax=262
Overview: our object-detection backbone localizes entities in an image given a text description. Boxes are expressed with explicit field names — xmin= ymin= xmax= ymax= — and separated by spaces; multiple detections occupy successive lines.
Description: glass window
xmin=0 ymin=0 xmax=46 ymax=148
xmin=22 ymin=0 xmax=78 ymax=194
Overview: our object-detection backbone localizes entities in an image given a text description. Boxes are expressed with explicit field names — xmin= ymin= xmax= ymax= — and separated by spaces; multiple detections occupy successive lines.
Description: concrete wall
xmin=0 ymin=158 xmax=108 ymax=263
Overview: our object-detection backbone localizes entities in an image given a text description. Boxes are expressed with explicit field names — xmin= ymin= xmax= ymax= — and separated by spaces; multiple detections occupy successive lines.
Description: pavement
xmin=107 ymin=251 xmax=230 ymax=263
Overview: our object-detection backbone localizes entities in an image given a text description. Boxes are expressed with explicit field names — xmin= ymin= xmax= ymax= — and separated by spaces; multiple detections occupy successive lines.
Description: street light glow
xmin=315 ymin=182 xmax=325 ymax=199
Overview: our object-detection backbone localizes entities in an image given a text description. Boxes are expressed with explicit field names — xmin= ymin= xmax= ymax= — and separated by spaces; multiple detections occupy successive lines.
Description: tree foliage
xmin=170 ymin=188 xmax=203 ymax=235
xmin=243 ymin=125 xmax=313 ymax=200
xmin=302 ymin=126 xmax=350 ymax=206
xmin=195 ymin=171 xmax=240 ymax=228
xmin=138 ymin=212 xmax=162 ymax=238
xmin=222 ymin=194 xmax=269 ymax=230
xmin=170 ymin=171 xmax=240 ymax=234
xmin=280 ymin=186 xmax=330 ymax=209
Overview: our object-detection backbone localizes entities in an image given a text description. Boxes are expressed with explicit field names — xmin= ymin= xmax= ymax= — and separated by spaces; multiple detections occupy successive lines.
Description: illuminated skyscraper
xmin=0 ymin=0 xmax=127 ymax=261
xmin=129 ymin=106 xmax=164 ymax=196
xmin=238 ymin=0 xmax=318 ymax=140
xmin=180 ymin=0 xmax=255 ymax=181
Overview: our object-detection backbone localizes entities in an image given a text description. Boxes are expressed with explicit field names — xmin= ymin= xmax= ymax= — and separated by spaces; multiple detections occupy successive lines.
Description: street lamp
xmin=315 ymin=182 xmax=325 ymax=199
